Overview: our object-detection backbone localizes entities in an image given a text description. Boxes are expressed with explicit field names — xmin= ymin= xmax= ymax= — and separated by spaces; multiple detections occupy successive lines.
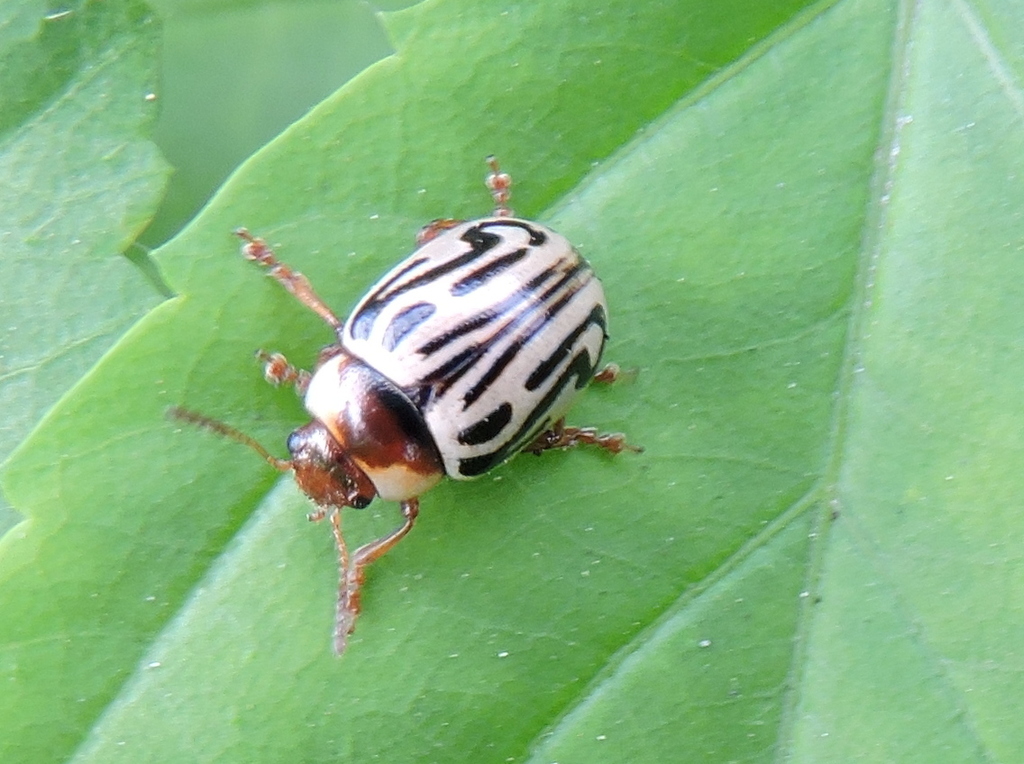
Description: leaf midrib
xmin=775 ymin=0 xmax=1004 ymax=760
xmin=517 ymin=1 xmax=873 ymax=758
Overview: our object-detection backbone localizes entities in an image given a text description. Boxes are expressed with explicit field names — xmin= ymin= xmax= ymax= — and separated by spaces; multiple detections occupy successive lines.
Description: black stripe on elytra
xmin=418 ymin=262 xmax=566 ymax=357
xmin=451 ymin=247 xmax=529 ymax=296
xmin=460 ymin=262 xmax=594 ymax=408
xmin=413 ymin=260 xmax=589 ymax=404
xmin=524 ymin=304 xmax=607 ymax=391
xmin=349 ymin=255 xmax=429 ymax=341
xmin=457 ymin=402 xmax=513 ymax=446
xmin=457 ymin=349 xmax=597 ymax=477
xmin=348 ymin=225 xmax=502 ymax=341
xmin=418 ymin=311 xmax=499 ymax=356
xmin=404 ymin=345 xmax=487 ymax=411
xmin=382 ymin=301 xmax=436 ymax=351
xmin=478 ymin=218 xmax=548 ymax=246
xmin=400 ymin=221 xmax=544 ymax=304
xmin=422 ymin=346 xmax=480 ymax=387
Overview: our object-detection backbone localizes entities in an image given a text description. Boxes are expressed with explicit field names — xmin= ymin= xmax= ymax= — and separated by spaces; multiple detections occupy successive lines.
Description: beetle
xmin=172 ymin=158 xmax=639 ymax=654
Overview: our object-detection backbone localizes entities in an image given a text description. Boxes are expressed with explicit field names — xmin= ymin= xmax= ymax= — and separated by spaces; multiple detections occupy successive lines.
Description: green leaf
xmin=0 ymin=0 xmax=169 ymax=533
xmin=4 ymin=0 xmax=1023 ymax=761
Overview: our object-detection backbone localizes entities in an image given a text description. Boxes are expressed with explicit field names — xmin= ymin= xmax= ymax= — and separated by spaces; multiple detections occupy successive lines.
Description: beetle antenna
xmin=168 ymin=406 xmax=292 ymax=472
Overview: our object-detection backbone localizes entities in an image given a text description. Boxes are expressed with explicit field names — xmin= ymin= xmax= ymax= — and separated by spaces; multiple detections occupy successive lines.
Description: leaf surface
xmin=0 ymin=0 xmax=168 ymax=533
xmin=3 ymin=0 xmax=1023 ymax=762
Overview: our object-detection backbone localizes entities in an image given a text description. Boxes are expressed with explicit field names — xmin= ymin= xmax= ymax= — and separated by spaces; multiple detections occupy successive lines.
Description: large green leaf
xmin=4 ymin=0 xmax=1023 ymax=762
xmin=0 ymin=0 xmax=169 ymax=532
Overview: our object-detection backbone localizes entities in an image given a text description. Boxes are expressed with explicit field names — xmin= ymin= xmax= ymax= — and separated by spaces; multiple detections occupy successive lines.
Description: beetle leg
xmin=526 ymin=418 xmax=642 ymax=456
xmin=256 ymin=350 xmax=311 ymax=395
xmin=332 ymin=498 xmax=420 ymax=655
xmin=592 ymin=362 xmax=642 ymax=385
xmin=524 ymin=364 xmax=641 ymax=453
xmin=592 ymin=362 xmax=621 ymax=384
xmin=235 ymin=228 xmax=342 ymax=330
xmin=417 ymin=218 xmax=463 ymax=246
xmin=485 ymin=156 xmax=513 ymax=217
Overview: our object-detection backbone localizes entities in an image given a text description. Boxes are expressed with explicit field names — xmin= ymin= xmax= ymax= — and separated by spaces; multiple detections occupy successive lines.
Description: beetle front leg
xmin=256 ymin=350 xmax=311 ymax=395
xmin=526 ymin=418 xmax=642 ymax=456
xmin=235 ymin=228 xmax=343 ymax=330
xmin=333 ymin=499 xmax=420 ymax=655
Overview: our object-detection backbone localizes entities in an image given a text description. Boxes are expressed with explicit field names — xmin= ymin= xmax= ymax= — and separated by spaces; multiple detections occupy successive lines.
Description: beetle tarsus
xmin=334 ymin=580 xmax=358 ymax=654
xmin=485 ymin=156 xmax=513 ymax=217
xmin=257 ymin=349 xmax=311 ymax=395
xmin=592 ymin=363 xmax=621 ymax=384
xmin=526 ymin=418 xmax=643 ymax=456
xmin=416 ymin=218 xmax=463 ymax=246
xmin=593 ymin=362 xmax=641 ymax=385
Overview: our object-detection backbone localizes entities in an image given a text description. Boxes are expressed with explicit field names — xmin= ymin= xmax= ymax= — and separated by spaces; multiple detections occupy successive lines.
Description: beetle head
xmin=287 ymin=421 xmax=377 ymax=509
xmin=168 ymin=407 xmax=377 ymax=510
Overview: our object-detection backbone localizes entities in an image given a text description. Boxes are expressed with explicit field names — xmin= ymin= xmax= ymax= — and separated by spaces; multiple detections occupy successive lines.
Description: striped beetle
xmin=173 ymin=158 xmax=639 ymax=654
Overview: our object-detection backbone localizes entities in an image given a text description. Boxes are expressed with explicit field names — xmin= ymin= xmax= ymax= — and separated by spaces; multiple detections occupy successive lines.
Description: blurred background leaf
xmin=0 ymin=0 xmax=167 ymax=535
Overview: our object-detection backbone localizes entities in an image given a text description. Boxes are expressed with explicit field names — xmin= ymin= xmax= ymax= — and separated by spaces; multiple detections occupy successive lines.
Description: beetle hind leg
xmin=526 ymin=418 xmax=642 ymax=456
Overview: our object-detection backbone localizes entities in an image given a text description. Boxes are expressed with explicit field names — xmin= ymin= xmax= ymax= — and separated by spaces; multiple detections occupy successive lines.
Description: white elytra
xmin=309 ymin=216 xmax=608 ymax=483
